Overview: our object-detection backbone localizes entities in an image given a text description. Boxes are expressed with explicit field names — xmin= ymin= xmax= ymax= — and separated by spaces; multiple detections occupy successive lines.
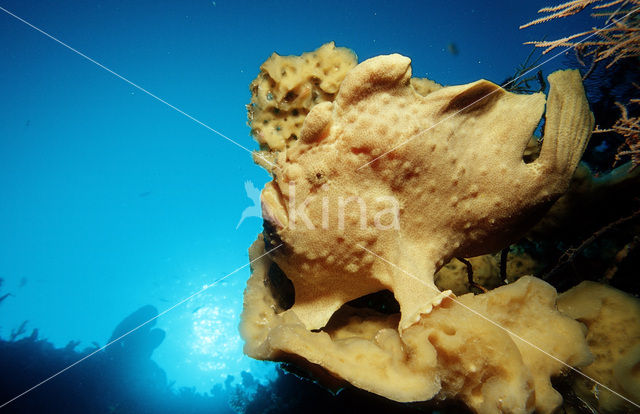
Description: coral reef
xmin=529 ymin=163 xmax=639 ymax=241
xmin=247 ymin=42 xmax=357 ymax=171
xmin=241 ymin=237 xmax=592 ymax=413
xmin=521 ymin=0 xmax=640 ymax=169
xmin=105 ymin=305 xmax=168 ymax=396
xmin=558 ymin=281 xmax=640 ymax=412
xmin=434 ymin=251 xmax=539 ymax=295
xmin=247 ymin=42 xmax=443 ymax=172
xmin=242 ymin=45 xmax=598 ymax=413
xmin=519 ymin=1 xmax=640 ymax=304
xmin=520 ymin=0 xmax=640 ymax=67
xmin=0 ymin=303 xmax=235 ymax=414
xmin=609 ymin=97 xmax=640 ymax=168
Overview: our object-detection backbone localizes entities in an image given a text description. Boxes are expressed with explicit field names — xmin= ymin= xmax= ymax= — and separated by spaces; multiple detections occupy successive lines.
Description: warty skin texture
xmin=260 ymin=54 xmax=594 ymax=331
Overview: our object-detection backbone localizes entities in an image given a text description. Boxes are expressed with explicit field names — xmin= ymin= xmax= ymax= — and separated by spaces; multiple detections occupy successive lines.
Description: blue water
xmin=0 ymin=0 xmax=596 ymax=409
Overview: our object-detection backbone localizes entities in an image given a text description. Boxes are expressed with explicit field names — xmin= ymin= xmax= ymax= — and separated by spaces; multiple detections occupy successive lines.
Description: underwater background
xmin=0 ymin=1 xmax=637 ymax=413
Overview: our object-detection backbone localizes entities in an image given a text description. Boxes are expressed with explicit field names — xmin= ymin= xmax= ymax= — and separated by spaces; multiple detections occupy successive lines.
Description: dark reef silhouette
xmin=0 ymin=282 xmax=451 ymax=414
xmin=0 ymin=301 xmax=230 ymax=413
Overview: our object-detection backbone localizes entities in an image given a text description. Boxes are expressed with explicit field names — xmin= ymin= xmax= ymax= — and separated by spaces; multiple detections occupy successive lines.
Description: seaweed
xmin=501 ymin=44 xmax=547 ymax=94
xmin=9 ymin=320 xmax=29 ymax=342
xmin=521 ymin=0 xmax=640 ymax=170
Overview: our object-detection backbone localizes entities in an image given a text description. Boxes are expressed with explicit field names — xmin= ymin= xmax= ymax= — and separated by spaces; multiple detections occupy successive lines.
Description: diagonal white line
xmin=0 ymin=4 xmax=282 ymax=410
xmin=0 ymin=243 xmax=283 ymax=410
xmin=357 ymin=5 xmax=640 ymax=170
xmin=2 ymin=1 xmax=637 ymax=411
xmin=356 ymin=244 xmax=640 ymax=409
xmin=0 ymin=5 xmax=277 ymax=169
